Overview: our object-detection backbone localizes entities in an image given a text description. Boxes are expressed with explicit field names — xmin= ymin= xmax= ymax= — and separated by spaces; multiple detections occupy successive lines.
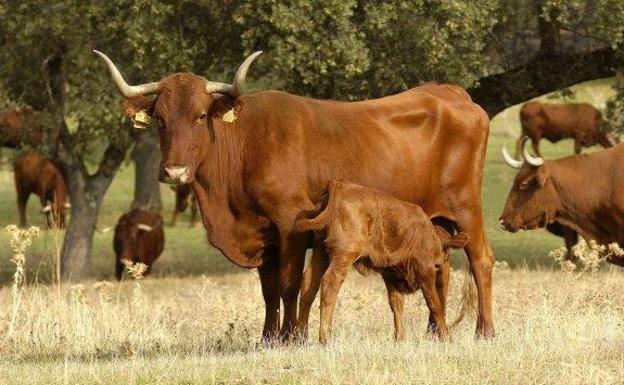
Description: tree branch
xmin=468 ymin=47 xmax=623 ymax=117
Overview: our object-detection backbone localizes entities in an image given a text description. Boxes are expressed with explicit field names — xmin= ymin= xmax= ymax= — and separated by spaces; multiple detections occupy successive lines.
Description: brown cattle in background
xmin=96 ymin=50 xmax=495 ymax=342
xmin=516 ymin=101 xmax=615 ymax=157
xmin=113 ymin=209 xmax=165 ymax=280
xmin=294 ymin=181 xmax=469 ymax=343
xmin=0 ymin=107 xmax=42 ymax=148
xmin=501 ymin=138 xmax=624 ymax=267
xmin=170 ymin=184 xmax=198 ymax=227
xmin=13 ymin=151 xmax=68 ymax=228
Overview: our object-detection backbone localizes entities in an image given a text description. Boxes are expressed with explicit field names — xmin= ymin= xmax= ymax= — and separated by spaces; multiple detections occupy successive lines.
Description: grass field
xmin=0 ymin=78 xmax=622 ymax=384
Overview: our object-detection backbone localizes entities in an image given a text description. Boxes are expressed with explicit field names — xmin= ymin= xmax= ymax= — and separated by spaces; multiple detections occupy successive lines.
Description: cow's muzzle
xmin=161 ymin=165 xmax=191 ymax=185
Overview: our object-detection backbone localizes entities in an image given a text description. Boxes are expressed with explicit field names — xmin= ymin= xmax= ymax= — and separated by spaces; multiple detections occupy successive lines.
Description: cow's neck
xmin=550 ymin=160 xmax=612 ymax=243
xmin=192 ymin=121 xmax=264 ymax=268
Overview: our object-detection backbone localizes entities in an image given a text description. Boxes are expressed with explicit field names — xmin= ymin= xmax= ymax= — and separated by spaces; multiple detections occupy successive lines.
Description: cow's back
xmin=522 ymin=102 xmax=601 ymax=140
xmin=239 ymin=83 xmax=489 ymax=219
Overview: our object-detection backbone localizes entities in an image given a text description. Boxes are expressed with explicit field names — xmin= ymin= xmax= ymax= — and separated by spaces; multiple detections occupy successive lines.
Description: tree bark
xmin=59 ymin=135 xmax=129 ymax=281
xmin=469 ymin=47 xmax=623 ymax=117
xmin=131 ymin=126 xmax=162 ymax=213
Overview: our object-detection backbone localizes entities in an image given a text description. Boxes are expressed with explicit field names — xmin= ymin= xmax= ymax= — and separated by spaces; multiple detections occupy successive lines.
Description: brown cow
xmin=515 ymin=101 xmax=615 ymax=157
xmin=294 ymin=181 xmax=469 ymax=343
xmin=95 ymin=50 xmax=495 ymax=341
xmin=500 ymin=138 xmax=624 ymax=267
xmin=0 ymin=107 xmax=42 ymax=148
xmin=13 ymin=151 xmax=69 ymax=228
xmin=170 ymin=184 xmax=198 ymax=227
xmin=113 ymin=209 xmax=165 ymax=280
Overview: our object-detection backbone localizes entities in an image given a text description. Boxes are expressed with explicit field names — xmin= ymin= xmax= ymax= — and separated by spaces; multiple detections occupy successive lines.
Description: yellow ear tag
xmin=222 ymin=108 xmax=237 ymax=123
xmin=133 ymin=110 xmax=151 ymax=129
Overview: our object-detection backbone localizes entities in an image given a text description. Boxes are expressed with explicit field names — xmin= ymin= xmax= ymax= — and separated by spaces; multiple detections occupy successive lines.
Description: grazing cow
xmin=294 ymin=181 xmax=469 ymax=343
xmin=13 ymin=151 xmax=69 ymax=228
xmin=516 ymin=101 xmax=615 ymax=157
xmin=170 ymin=184 xmax=198 ymax=227
xmin=113 ymin=209 xmax=165 ymax=280
xmin=0 ymin=107 xmax=42 ymax=148
xmin=95 ymin=50 xmax=495 ymax=341
xmin=500 ymin=138 xmax=624 ymax=267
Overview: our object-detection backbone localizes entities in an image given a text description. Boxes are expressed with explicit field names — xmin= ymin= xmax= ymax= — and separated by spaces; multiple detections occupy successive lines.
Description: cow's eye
xmin=199 ymin=113 xmax=207 ymax=120
xmin=519 ymin=180 xmax=531 ymax=190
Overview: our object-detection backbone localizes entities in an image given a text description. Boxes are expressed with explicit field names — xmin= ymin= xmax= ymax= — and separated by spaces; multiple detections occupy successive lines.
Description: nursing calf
xmin=295 ymin=181 xmax=469 ymax=343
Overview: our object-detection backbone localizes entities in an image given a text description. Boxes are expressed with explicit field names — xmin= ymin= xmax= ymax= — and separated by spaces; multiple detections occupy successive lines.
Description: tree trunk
xmin=59 ymin=140 xmax=129 ymax=281
xmin=131 ymin=126 xmax=162 ymax=213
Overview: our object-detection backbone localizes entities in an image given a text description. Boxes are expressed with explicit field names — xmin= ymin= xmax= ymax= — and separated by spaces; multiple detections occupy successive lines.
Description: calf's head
xmin=499 ymin=138 xmax=560 ymax=232
xmin=95 ymin=50 xmax=262 ymax=185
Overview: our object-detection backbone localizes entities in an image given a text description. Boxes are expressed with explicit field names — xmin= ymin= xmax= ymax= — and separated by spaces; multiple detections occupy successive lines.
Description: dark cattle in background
xmin=294 ymin=181 xmax=469 ymax=343
xmin=515 ymin=101 xmax=616 ymax=157
xmin=13 ymin=151 xmax=69 ymax=228
xmin=170 ymin=184 xmax=198 ymax=227
xmin=113 ymin=209 xmax=165 ymax=280
xmin=95 ymin=50 xmax=495 ymax=341
xmin=0 ymin=107 xmax=42 ymax=149
xmin=500 ymin=138 xmax=624 ymax=267
xmin=546 ymin=222 xmax=579 ymax=262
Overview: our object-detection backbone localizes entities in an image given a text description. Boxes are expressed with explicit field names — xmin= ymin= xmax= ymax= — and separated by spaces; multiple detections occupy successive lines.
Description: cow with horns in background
xmin=13 ymin=151 xmax=69 ymax=229
xmin=113 ymin=209 xmax=165 ymax=280
xmin=94 ymin=49 xmax=496 ymax=342
xmin=500 ymin=138 xmax=624 ymax=267
xmin=515 ymin=101 xmax=616 ymax=158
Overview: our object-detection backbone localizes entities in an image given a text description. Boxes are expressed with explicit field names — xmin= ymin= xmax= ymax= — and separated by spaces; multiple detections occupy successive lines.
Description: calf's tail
xmin=293 ymin=187 xmax=335 ymax=233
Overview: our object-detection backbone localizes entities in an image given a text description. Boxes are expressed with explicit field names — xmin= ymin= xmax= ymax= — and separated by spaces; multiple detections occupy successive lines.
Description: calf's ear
xmin=446 ymin=232 xmax=470 ymax=249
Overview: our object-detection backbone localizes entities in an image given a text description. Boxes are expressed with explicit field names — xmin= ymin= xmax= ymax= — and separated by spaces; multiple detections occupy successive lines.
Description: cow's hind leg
xmin=258 ymin=254 xmax=281 ymax=343
xmin=319 ymin=253 xmax=353 ymax=344
xmin=382 ymin=276 xmax=406 ymax=341
xmin=456 ymin=211 xmax=495 ymax=338
xmin=428 ymin=260 xmax=450 ymax=335
xmin=298 ymin=241 xmax=329 ymax=342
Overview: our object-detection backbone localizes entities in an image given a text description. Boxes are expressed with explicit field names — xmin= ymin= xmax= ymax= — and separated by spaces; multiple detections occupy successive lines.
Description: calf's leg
xmin=428 ymin=260 xmax=450 ymax=334
xmin=420 ymin=268 xmax=448 ymax=340
xmin=298 ymin=242 xmax=329 ymax=341
xmin=319 ymin=254 xmax=353 ymax=344
xmin=383 ymin=277 xmax=406 ymax=341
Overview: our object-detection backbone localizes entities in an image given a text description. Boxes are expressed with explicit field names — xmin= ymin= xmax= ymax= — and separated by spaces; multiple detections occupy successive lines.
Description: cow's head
xmin=114 ymin=216 xmax=162 ymax=280
xmin=499 ymin=138 xmax=560 ymax=232
xmin=95 ymin=50 xmax=262 ymax=185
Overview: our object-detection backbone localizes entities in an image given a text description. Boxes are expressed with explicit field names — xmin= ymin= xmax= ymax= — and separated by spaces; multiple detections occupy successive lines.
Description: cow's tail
xmin=293 ymin=185 xmax=337 ymax=233
xmin=448 ymin=247 xmax=483 ymax=330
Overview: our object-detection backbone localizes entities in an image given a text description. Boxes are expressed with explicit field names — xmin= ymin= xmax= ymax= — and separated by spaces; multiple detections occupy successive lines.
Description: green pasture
xmin=0 ymin=78 xmax=616 ymax=284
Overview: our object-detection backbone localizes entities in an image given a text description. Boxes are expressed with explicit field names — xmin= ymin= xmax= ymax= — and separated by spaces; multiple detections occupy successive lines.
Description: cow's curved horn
xmin=93 ymin=50 xmax=161 ymax=98
xmin=205 ymin=51 xmax=263 ymax=97
xmin=64 ymin=202 xmax=71 ymax=209
xmin=41 ymin=204 xmax=52 ymax=213
xmin=502 ymin=146 xmax=523 ymax=169
xmin=136 ymin=224 xmax=154 ymax=232
xmin=522 ymin=137 xmax=544 ymax=167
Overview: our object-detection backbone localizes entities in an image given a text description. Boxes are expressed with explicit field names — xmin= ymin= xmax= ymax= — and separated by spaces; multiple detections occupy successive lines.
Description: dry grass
xmin=1 ymin=262 xmax=623 ymax=384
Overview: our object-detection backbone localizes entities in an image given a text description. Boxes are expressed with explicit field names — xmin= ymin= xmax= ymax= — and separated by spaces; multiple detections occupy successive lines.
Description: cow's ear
xmin=536 ymin=166 xmax=549 ymax=186
xmin=446 ymin=232 xmax=470 ymax=249
xmin=122 ymin=96 xmax=156 ymax=129
xmin=209 ymin=96 xmax=243 ymax=122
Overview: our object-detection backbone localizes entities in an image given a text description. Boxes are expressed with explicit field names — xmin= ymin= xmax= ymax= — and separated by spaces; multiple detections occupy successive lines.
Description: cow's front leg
xmin=563 ymin=228 xmax=579 ymax=262
xmin=456 ymin=210 xmax=495 ymax=338
xmin=258 ymin=256 xmax=280 ymax=343
xmin=278 ymin=231 xmax=308 ymax=341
